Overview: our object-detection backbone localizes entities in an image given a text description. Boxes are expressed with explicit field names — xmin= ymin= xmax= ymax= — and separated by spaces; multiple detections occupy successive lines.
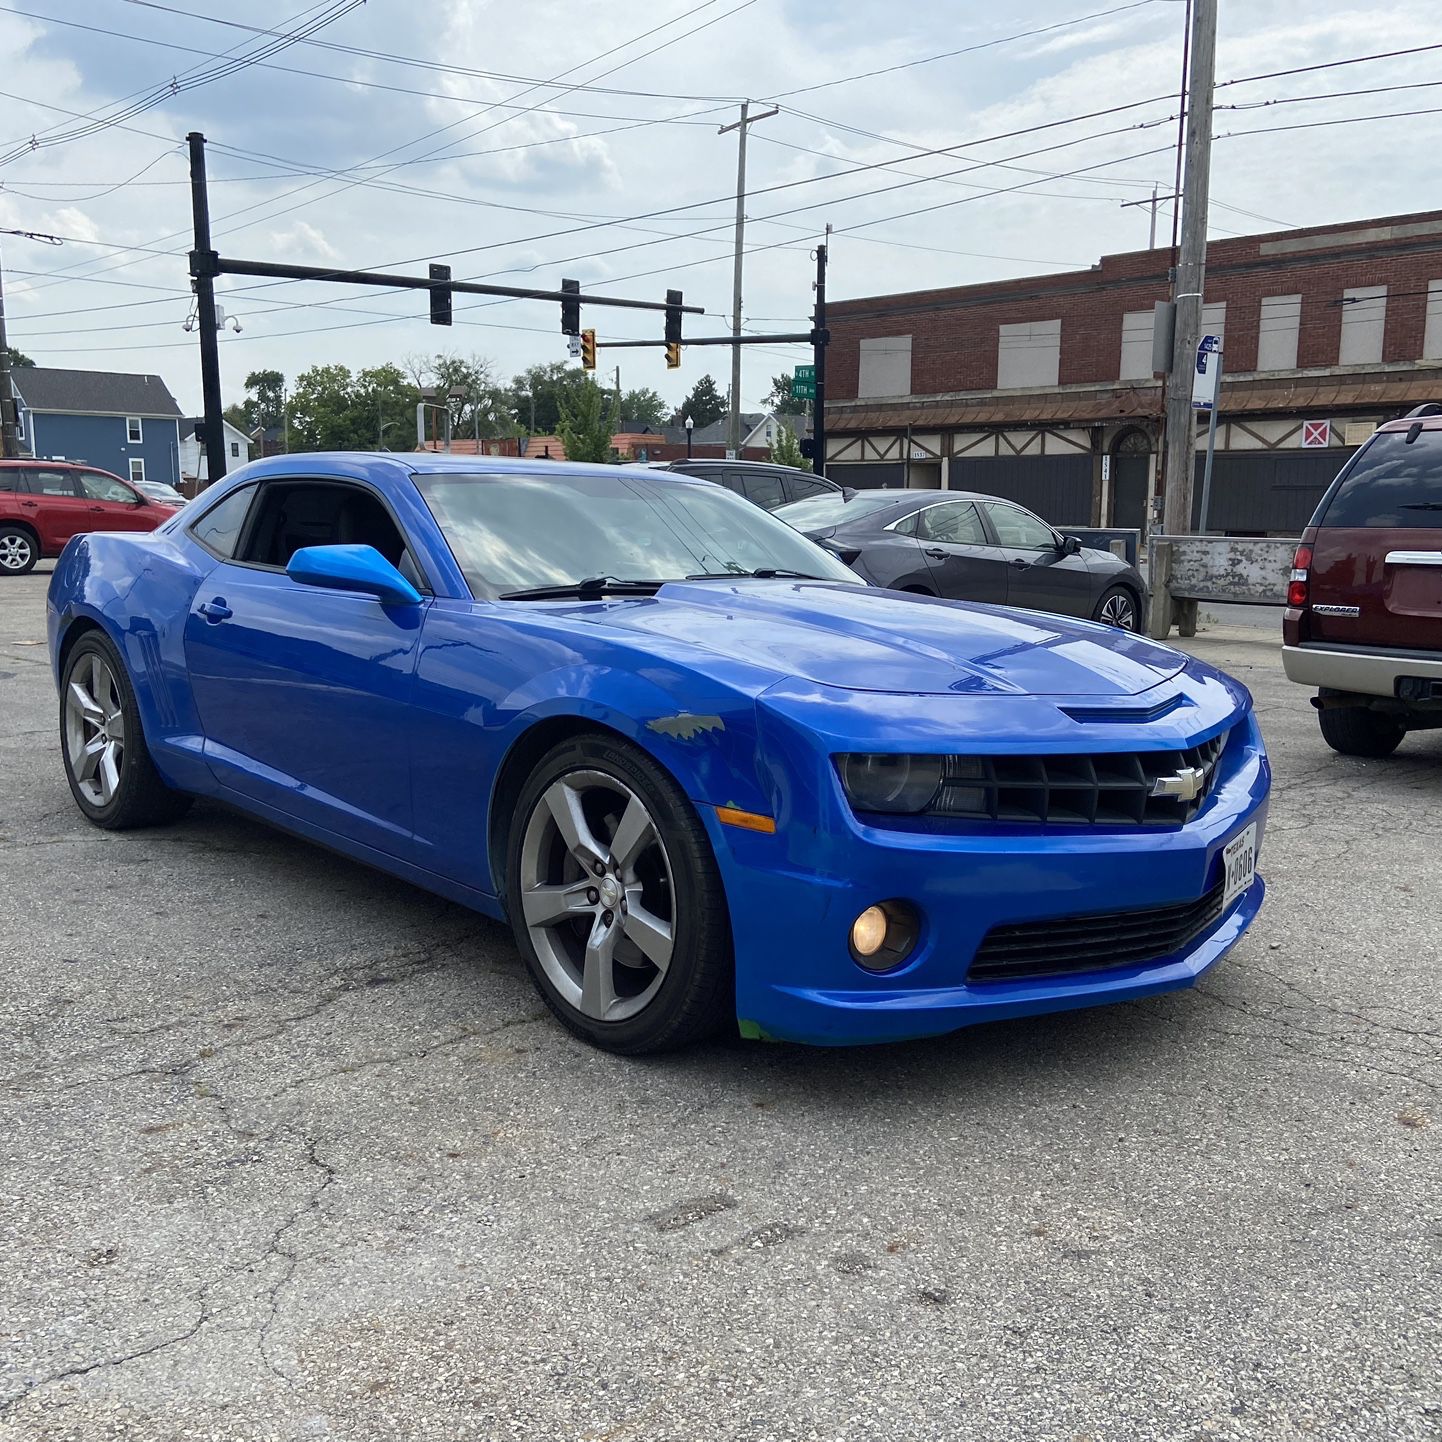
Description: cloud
xmin=265 ymin=221 xmax=340 ymax=263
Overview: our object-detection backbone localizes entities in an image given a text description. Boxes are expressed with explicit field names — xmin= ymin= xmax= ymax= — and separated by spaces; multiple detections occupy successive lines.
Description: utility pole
xmin=1159 ymin=0 xmax=1216 ymax=541
xmin=719 ymin=101 xmax=777 ymax=459
xmin=1120 ymin=183 xmax=1173 ymax=250
xmin=187 ymin=132 xmax=228 ymax=489
xmin=614 ymin=364 xmax=622 ymax=420
xmin=812 ymin=229 xmax=829 ymax=477
xmin=0 ymin=245 xmax=18 ymax=459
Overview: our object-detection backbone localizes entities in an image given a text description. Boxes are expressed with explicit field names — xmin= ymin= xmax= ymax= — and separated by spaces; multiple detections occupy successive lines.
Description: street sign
xmin=792 ymin=364 xmax=816 ymax=400
xmin=1191 ymin=335 xmax=1221 ymax=411
xmin=566 ymin=334 xmax=582 ymax=358
xmin=1301 ymin=420 xmax=1331 ymax=448
xmin=1101 ymin=454 xmax=1112 ymax=483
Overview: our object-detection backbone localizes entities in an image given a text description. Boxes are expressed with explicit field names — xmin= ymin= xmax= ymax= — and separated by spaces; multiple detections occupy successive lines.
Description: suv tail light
xmin=1288 ymin=543 xmax=1312 ymax=608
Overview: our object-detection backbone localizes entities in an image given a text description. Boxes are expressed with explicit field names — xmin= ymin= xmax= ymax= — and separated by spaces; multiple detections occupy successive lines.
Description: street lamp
xmin=684 ymin=414 xmax=693 ymax=458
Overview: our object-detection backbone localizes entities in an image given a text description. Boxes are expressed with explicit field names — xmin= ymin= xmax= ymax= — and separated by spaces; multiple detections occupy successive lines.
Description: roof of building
xmin=13 ymin=367 xmax=183 ymax=418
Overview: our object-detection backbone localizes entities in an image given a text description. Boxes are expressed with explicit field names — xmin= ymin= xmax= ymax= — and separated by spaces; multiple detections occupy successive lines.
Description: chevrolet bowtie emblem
xmin=1151 ymin=765 xmax=1207 ymax=802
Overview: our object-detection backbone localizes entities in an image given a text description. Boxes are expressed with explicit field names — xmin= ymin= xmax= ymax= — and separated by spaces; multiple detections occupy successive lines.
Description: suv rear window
xmin=1318 ymin=429 xmax=1442 ymax=528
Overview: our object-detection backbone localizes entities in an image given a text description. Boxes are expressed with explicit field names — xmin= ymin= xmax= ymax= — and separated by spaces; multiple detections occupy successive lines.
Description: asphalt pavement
xmin=1 ymin=566 xmax=1437 ymax=1441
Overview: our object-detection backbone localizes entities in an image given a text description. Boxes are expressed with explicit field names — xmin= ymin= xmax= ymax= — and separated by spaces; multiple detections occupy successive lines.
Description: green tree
xmin=510 ymin=361 xmax=592 ymax=434
xmin=679 ymin=374 xmax=725 ymax=428
xmin=238 ymin=368 xmax=286 ymax=431
xmin=763 ymin=372 xmax=808 ymax=416
xmin=768 ymin=419 xmax=806 ymax=468
xmin=556 ymin=377 xmax=619 ymax=463
xmin=223 ymin=402 xmax=249 ymax=432
xmin=3 ymin=347 xmax=35 ymax=368
xmin=287 ymin=363 xmax=417 ymax=451
xmin=618 ymin=386 xmax=669 ymax=428
xmin=409 ymin=351 xmax=515 ymax=440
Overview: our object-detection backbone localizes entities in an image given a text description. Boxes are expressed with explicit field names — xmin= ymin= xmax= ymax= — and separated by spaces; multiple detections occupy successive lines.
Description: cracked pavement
xmin=1 ymin=567 xmax=1438 ymax=1440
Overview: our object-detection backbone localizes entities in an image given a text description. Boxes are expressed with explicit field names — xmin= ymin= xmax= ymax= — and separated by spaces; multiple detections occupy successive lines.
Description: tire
xmin=0 ymin=525 xmax=38 ymax=576
xmin=60 ymin=631 xmax=194 ymax=829
xmin=1093 ymin=584 xmax=1139 ymax=631
xmin=505 ymin=732 xmax=733 ymax=1054
xmin=1317 ymin=704 xmax=1405 ymax=759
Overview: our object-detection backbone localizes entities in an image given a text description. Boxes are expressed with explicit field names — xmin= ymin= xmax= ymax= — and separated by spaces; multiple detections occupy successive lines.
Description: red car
xmin=1283 ymin=404 xmax=1442 ymax=755
xmin=0 ymin=459 xmax=182 ymax=576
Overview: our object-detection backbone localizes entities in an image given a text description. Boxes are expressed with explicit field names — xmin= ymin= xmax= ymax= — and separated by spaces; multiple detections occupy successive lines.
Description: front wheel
xmin=1093 ymin=585 xmax=1139 ymax=631
xmin=1317 ymin=704 xmax=1405 ymax=758
xmin=60 ymin=632 xmax=194 ymax=829
xmin=506 ymin=733 xmax=733 ymax=1054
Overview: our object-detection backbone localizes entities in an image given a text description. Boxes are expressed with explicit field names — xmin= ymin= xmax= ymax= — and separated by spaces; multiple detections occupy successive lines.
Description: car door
xmin=737 ymin=470 xmax=787 ymax=510
xmin=21 ymin=467 xmax=91 ymax=553
xmin=981 ymin=500 xmax=1095 ymax=618
xmin=75 ymin=469 xmax=162 ymax=533
xmin=785 ymin=474 xmax=837 ymax=505
xmin=181 ymin=477 xmax=428 ymax=859
xmin=912 ymin=499 xmax=1010 ymax=603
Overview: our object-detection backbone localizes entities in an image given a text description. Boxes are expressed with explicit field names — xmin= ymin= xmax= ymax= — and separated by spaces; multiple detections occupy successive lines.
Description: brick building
xmin=824 ymin=210 xmax=1442 ymax=535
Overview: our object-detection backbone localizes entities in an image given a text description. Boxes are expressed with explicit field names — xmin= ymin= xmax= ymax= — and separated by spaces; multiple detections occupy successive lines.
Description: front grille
xmin=932 ymin=730 xmax=1228 ymax=827
xmin=968 ymin=881 xmax=1228 ymax=982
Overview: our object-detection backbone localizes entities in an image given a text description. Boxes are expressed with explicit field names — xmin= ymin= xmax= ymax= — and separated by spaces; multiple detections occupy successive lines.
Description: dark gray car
xmin=775 ymin=489 xmax=1147 ymax=631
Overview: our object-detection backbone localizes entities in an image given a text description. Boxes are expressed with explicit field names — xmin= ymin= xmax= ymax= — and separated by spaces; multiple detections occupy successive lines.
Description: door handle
xmin=89 ymin=505 xmax=106 ymax=512
xmin=19 ymin=500 xmax=37 ymax=509
xmin=1010 ymin=557 xmax=1030 ymax=568
xmin=198 ymin=598 xmax=232 ymax=623
xmin=924 ymin=547 xmax=947 ymax=559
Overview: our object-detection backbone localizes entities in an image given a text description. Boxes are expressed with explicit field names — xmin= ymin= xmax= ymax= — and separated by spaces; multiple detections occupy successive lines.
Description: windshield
xmin=413 ymin=470 xmax=864 ymax=598
xmin=138 ymin=481 xmax=185 ymax=503
xmin=774 ymin=491 xmax=907 ymax=531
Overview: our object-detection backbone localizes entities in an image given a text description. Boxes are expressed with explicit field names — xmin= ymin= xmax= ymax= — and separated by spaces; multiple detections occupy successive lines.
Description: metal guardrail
xmin=1146 ymin=533 xmax=1298 ymax=639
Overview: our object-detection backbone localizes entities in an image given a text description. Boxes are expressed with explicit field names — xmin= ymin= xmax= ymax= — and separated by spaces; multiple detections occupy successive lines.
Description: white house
xmin=179 ymin=418 xmax=252 ymax=489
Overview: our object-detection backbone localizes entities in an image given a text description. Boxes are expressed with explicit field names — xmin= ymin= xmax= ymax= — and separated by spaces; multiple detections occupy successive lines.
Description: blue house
xmin=13 ymin=367 xmax=184 ymax=488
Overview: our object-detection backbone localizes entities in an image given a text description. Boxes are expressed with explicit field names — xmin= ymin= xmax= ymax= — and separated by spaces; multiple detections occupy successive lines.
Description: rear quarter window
xmin=1318 ymin=429 xmax=1442 ymax=528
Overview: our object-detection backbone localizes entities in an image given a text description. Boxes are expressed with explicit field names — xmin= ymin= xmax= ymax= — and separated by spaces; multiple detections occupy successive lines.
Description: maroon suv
xmin=0 ymin=459 xmax=181 ymax=576
xmin=1283 ymin=405 xmax=1442 ymax=755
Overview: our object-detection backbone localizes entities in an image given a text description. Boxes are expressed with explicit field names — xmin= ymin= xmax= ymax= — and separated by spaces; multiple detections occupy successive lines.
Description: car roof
xmin=1377 ymin=410 xmax=1442 ymax=432
xmin=220 ymin=452 xmax=717 ymax=488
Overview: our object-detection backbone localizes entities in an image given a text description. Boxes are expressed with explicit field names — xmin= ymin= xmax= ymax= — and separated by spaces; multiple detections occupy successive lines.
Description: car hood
xmin=574 ymin=580 xmax=1185 ymax=697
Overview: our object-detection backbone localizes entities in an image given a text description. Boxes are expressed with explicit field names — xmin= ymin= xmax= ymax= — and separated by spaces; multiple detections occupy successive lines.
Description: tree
xmin=239 ymin=369 xmax=286 ymax=431
xmin=223 ymin=402 xmax=249 ymax=432
xmin=510 ymin=361 xmax=592 ymax=434
xmin=763 ymin=372 xmax=808 ymax=416
xmin=555 ymin=377 xmax=618 ymax=463
xmin=618 ymin=386 xmax=669 ymax=428
xmin=769 ymin=419 xmax=806 ymax=469
xmin=3 ymin=347 xmax=35 ymax=368
xmin=408 ymin=351 xmax=515 ymax=440
xmin=679 ymin=374 xmax=725 ymax=428
xmin=287 ymin=363 xmax=417 ymax=451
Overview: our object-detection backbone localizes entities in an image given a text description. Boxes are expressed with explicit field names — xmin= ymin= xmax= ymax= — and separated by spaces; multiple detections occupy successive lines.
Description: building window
xmin=126 ymin=416 xmax=143 ymax=443
xmin=997 ymin=319 xmax=1060 ymax=389
xmin=1199 ymin=301 xmax=1227 ymax=344
xmin=1119 ymin=310 xmax=1155 ymax=381
xmin=230 ymin=441 xmax=240 ymax=457
xmin=857 ymin=335 xmax=912 ymax=399
xmin=129 ymin=458 xmax=146 ymax=484
xmin=1339 ymin=286 xmax=1386 ymax=365
xmin=1257 ymin=295 xmax=1301 ymax=372
xmin=1424 ymin=280 xmax=1442 ymax=359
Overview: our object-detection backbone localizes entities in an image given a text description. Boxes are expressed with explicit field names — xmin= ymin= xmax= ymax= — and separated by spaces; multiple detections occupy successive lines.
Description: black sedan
xmin=775 ymin=489 xmax=1146 ymax=631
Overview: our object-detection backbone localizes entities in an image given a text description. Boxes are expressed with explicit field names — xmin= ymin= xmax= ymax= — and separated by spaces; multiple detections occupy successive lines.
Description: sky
xmin=2 ymin=0 xmax=1440 ymax=420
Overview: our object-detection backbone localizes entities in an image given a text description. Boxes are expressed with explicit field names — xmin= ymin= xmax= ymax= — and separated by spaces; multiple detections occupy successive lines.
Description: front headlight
xmin=838 ymin=754 xmax=944 ymax=814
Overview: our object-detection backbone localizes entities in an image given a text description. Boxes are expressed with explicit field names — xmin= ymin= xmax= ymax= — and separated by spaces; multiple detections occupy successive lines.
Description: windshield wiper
xmin=684 ymin=567 xmax=828 ymax=581
xmin=500 ymin=575 xmax=665 ymax=601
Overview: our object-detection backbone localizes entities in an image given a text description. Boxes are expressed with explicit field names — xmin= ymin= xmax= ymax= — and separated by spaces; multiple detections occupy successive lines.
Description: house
xmin=416 ymin=436 xmax=569 ymax=460
xmin=13 ymin=367 xmax=184 ymax=488
xmin=180 ymin=418 xmax=252 ymax=490
xmin=826 ymin=207 xmax=1442 ymax=536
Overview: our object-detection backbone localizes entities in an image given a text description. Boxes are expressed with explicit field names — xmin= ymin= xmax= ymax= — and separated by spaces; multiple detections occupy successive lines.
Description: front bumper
xmin=705 ymin=715 xmax=1271 ymax=1047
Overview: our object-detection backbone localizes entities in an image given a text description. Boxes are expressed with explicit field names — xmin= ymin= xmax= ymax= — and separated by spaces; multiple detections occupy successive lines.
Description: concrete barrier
xmin=1145 ymin=533 xmax=1298 ymax=639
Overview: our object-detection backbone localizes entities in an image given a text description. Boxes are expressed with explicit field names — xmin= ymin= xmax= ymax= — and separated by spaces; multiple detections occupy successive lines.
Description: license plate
xmin=1222 ymin=823 xmax=1257 ymax=910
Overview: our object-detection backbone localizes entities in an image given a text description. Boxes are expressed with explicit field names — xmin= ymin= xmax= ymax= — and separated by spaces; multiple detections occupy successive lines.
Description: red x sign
xmin=1301 ymin=420 xmax=1331 ymax=448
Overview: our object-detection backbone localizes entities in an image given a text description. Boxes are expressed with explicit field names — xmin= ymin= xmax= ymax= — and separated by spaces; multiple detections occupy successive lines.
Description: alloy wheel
xmin=1100 ymin=591 xmax=1138 ymax=630
xmin=517 ymin=769 xmax=676 ymax=1023
xmin=64 ymin=652 xmax=125 ymax=807
xmin=0 ymin=533 xmax=33 ymax=571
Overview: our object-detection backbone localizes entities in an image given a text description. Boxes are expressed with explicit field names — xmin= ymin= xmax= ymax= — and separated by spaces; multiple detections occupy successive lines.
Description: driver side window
xmin=983 ymin=502 xmax=1056 ymax=550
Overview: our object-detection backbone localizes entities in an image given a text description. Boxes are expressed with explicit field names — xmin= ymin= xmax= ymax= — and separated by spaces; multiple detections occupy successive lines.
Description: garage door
xmin=1190 ymin=449 xmax=1355 ymax=535
xmin=947 ymin=454 xmax=1094 ymax=526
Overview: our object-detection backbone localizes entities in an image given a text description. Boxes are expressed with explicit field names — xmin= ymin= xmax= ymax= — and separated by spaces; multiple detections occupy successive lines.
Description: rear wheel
xmin=60 ymin=632 xmax=193 ymax=829
xmin=1093 ymin=585 xmax=1139 ymax=631
xmin=506 ymin=733 xmax=733 ymax=1054
xmin=0 ymin=525 xmax=38 ymax=576
xmin=1317 ymin=704 xmax=1405 ymax=758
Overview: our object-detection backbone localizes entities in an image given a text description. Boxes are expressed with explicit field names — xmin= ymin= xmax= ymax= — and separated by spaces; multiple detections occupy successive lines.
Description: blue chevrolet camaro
xmin=46 ymin=454 xmax=1270 ymax=1053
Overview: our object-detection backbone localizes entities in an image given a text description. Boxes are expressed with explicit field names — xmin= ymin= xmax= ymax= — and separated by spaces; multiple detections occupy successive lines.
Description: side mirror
xmin=286 ymin=544 xmax=422 ymax=606
xmin=1059 ymin=534 xmax=1083 ymax=555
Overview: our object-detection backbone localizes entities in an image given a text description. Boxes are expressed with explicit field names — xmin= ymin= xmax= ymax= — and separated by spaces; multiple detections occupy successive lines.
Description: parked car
xmin=661 ymin=458 xmax=840 ymax=511
xmin=133 ymin=478 xmax=189 ymax=508
xmin=1283 ymin=405 xmax=1442 ymax=755
xmin=48 ymin=455 xmax=1267 ymax=1054
xmin=775 ymin=488 xmax=1147 ymax=631
xmin=0 ymin=459 xmax=177 ymax=575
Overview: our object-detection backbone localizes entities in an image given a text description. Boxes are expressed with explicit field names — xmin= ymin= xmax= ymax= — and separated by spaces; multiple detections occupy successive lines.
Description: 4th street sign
xmin=792 ymin=364 xmax=816 ymax=400
xmin=1192 ymin=335 xmax=1221 ymax=411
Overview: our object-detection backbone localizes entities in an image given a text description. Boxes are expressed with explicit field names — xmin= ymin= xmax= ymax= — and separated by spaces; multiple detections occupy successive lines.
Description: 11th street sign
xmin=792 ymin=364 xmax=816 ymax=400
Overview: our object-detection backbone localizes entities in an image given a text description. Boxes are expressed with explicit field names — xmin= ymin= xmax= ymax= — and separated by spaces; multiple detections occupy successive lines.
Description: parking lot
xmin=1 ymin=567 xmax=1438 ymax=1442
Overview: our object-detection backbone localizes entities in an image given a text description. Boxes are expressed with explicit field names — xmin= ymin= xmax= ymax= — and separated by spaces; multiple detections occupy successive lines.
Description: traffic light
xmin=665 ymin=341 xmax=681 ymax=370
xmin=428 ymin=263 xmax=452 ymax=326
xmin=580 ymin=329 xmax=597 ymax=370
xmin=664 ymin=288 xmax=683 ymax=345
xmin=560 ymin=277 xmax=580 ymax=336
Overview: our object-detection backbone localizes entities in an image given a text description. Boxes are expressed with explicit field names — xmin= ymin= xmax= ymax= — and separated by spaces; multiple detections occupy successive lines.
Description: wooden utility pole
xmin=1159 ymin=0 xmax=1217 ymax=540
xmin=720 ymin=102 xmax=777 ymax=459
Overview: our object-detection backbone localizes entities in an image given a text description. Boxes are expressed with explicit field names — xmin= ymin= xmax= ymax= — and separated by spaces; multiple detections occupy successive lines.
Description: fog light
xmin=849 ymin=900 xmax=921 ymax=972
